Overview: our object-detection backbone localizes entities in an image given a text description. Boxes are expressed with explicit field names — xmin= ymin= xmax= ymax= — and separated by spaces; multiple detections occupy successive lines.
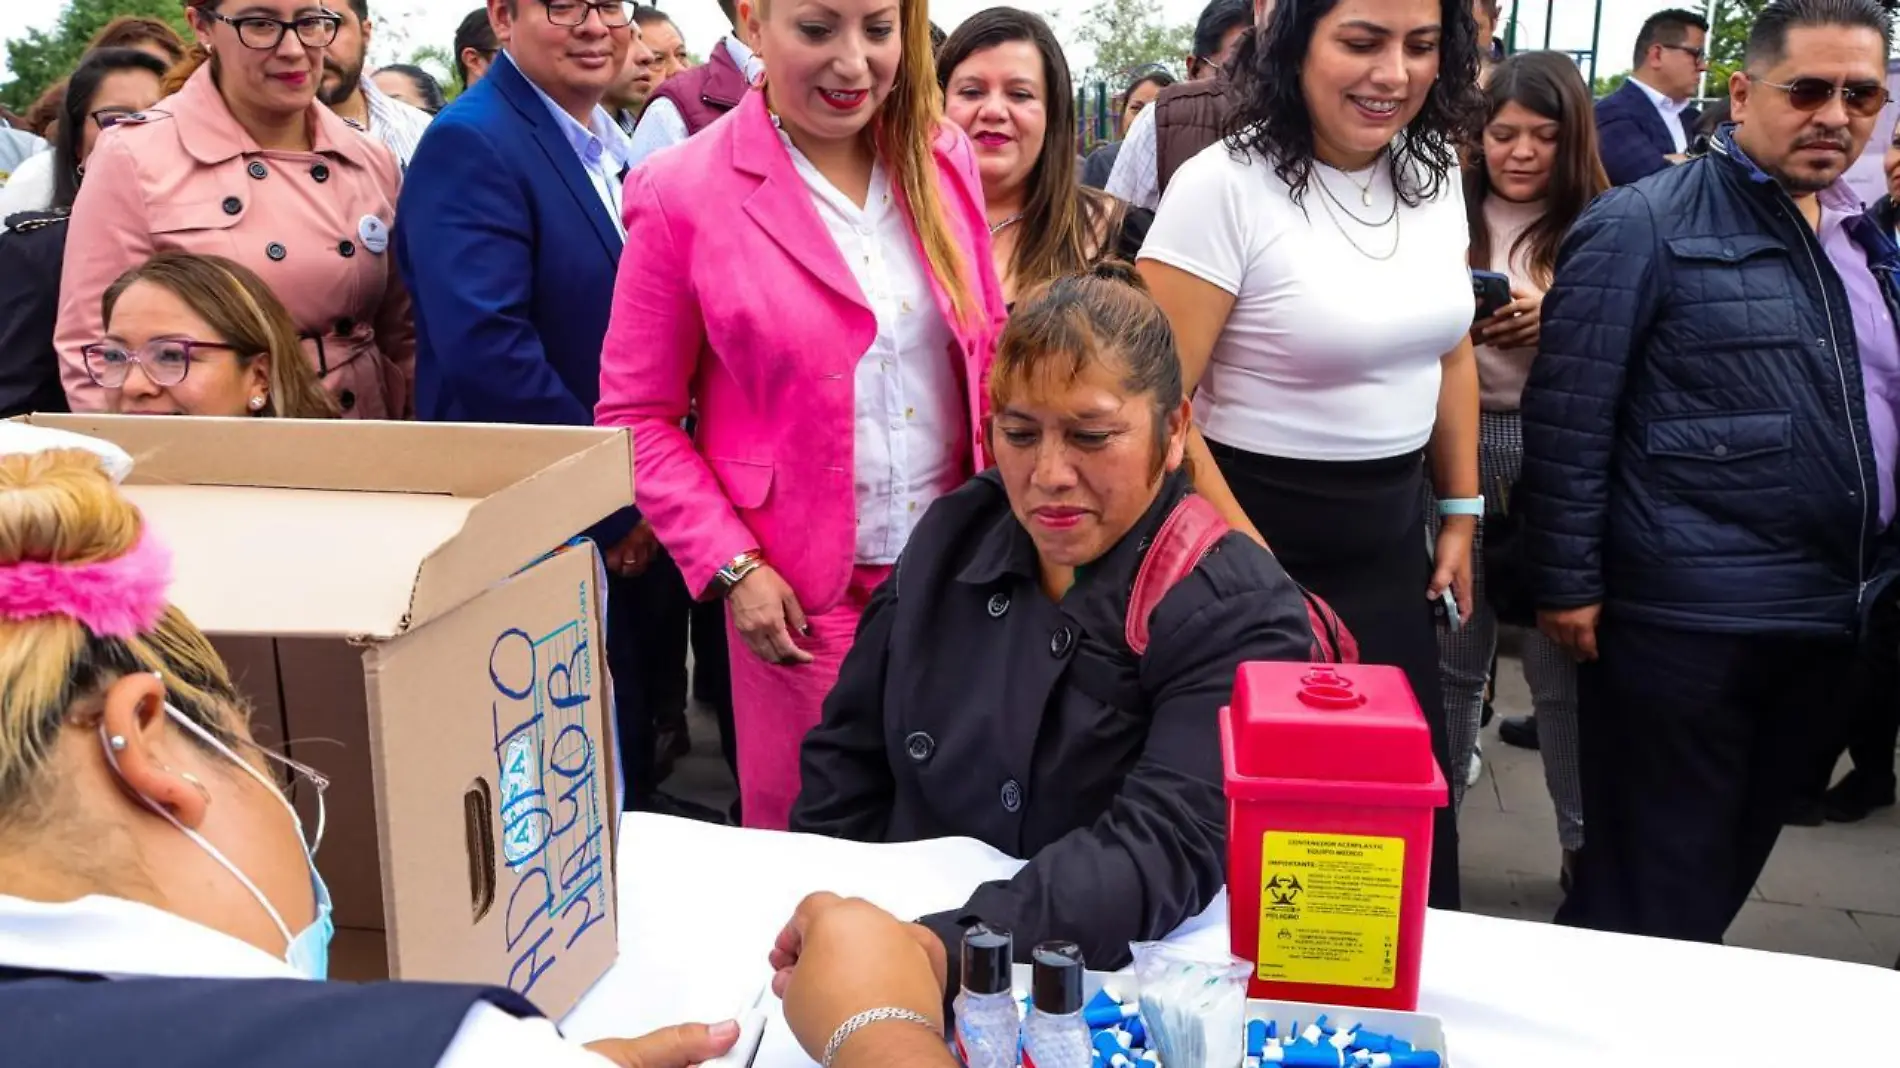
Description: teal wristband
xmin=1437 ymin=496 xmax=1484 ymax=517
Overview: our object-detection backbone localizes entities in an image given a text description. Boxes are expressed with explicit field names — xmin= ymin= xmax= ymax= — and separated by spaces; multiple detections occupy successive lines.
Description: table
xmin=565 ymin=815 xmax=1900 ymax=1067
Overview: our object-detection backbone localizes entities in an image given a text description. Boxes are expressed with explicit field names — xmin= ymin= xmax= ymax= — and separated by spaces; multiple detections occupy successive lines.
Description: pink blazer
xmin=597 ymin=89 xmax=1008 ymax=614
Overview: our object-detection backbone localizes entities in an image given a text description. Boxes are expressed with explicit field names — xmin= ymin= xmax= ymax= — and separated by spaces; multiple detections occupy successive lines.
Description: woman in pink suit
xmin=597 ymin=0 xmax=1007 ymax=829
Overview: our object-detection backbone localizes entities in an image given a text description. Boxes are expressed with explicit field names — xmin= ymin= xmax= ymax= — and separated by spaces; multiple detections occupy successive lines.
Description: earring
xmin=108 ymin=735 xmax=128 ymax=752
xmin=248 ymin=395 xmax=266 ymax=412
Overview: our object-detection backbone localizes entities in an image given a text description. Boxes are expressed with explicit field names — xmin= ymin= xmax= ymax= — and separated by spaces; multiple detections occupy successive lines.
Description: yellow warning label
xmin=1255 ymin=831 xmax=1404 ymax=989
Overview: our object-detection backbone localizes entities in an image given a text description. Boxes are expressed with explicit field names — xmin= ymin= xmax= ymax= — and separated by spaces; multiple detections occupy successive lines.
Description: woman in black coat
xmin=790 ymin=263 xmax=1316 ymax=989
xmin=0 ymin=48 xmax=166 ymax=417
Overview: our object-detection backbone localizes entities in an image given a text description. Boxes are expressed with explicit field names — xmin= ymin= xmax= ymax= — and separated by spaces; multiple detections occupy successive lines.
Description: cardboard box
xmin=18 ymin=414 xmax=633 ymax=1018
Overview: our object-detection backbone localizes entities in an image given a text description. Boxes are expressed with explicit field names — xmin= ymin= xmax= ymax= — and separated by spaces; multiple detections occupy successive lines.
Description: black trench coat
xmin=791 ymin=468 xmax=1314 ymax=988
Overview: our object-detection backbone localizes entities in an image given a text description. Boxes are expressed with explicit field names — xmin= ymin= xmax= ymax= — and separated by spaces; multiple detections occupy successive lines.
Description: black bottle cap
xmin=961 ymin=922 xmax=1014 ymax=996
xmin=1030 ymin=941 xmax=1084 ymax=1014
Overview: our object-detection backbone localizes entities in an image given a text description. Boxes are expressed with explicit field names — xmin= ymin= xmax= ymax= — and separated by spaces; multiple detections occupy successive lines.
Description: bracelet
xmin=1437 ymin=495 xmax=1484 ymax=518
xmin=821 ymin=1007 xmax=937 ymax=1068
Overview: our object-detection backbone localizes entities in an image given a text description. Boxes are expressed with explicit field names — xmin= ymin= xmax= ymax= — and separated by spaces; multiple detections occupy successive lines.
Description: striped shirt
xmin=359 ymin=76 xmax=433 ymax=170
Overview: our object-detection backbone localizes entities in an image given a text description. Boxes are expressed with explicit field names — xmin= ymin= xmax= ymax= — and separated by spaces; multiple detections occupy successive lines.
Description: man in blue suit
xmin=396 ymin=0 xmax=716 ymax=819
xmin=1596 ymin=8 xmax=1708 ymax=186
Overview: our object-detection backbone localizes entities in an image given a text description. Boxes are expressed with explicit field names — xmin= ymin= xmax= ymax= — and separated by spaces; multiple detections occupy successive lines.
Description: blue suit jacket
xmin=1595 ymin=80 xmax=1698 ymax=187
xmin=396 ymin=52 xmax=636 ymax=538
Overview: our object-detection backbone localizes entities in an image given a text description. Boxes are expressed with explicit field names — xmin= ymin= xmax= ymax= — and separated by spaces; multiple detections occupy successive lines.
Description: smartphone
xmin=1471 ymin=269 xmax=1513 ymax=323
xmin=1433 ymin=586 xmax=1464 ymax=632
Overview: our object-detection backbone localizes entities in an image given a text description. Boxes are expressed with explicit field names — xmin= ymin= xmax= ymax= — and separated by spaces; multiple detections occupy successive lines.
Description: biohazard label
xmin=1256 ymin=831 xmax=1405 ymax=989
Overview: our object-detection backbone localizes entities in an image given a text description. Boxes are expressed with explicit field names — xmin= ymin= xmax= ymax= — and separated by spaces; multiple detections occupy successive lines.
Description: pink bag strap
xmin=1126 ymin=494 xmax=1230 ymax=656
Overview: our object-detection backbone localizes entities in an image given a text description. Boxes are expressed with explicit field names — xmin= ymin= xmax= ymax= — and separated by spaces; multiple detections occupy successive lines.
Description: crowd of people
xmin=1 ymin=0 xmax=1899 ymax=1063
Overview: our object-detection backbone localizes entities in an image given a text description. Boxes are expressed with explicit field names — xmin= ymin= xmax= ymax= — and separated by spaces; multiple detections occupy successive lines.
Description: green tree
xmin=1704 ymin=0 xmax=1768 ymax=95
xmin=1593 ymin=71 xmax=1629 ymax=98
xmin=1 ymin=0 xmax=193 ymax=112
xmin=1073 ymin=0 xmax=1193 ymax=86
xmin=407 ymin=44 xmax=460 ymax=104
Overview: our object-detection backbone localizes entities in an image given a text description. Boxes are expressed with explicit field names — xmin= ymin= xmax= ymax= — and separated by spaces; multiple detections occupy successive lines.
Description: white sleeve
xmin=435 ymin=1003 xmax=617 ymax=1068
xmin=627 ymin=99 xmax=691 ymax=169
xmin=1137 ymin=151 xmax=1251 ymax=296
xmin=0 ymin=150 xmax=55 ymax=223
xmin=1104 ymin=105 xmax=1160 ymax=210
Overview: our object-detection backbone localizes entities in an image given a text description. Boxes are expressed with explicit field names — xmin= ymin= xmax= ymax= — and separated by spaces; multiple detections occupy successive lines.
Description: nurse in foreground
xmin=791 ymin=264 xmax=1317 ymax=990
xmin=0 ymin=432 xmax=957 ymax=1068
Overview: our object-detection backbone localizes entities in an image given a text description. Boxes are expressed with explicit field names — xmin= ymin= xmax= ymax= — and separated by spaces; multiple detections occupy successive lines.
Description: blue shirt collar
xmin=505 ymin=50 xmax=634 ymax=173
xmin=1720 ymin=122 xmax=1862 ymax=212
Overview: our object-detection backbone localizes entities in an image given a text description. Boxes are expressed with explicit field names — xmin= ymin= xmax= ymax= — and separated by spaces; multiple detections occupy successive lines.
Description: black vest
xmin=0 ymin=964 xmax=544 ymax=1068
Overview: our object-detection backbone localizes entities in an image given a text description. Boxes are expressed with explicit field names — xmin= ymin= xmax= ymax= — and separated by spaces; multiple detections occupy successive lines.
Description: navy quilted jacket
xmin=1520 ymin=127 xmax=1898 ymax=637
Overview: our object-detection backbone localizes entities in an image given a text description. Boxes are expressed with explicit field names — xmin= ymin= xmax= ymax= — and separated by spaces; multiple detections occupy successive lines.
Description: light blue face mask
xmin=101 ymin=702 xmax=335 ymax=980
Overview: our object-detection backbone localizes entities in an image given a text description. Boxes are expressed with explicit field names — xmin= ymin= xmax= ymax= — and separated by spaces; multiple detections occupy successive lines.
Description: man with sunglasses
xmin=1595 ymin=8 xmax=1708 ymax=187
xmin=1522 ymin=0 xmax=1900 ymax=945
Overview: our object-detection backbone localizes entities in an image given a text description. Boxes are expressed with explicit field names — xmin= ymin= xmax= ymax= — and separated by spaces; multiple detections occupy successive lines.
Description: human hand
xmin=1538 ymin=603 xmax=1603 ymax=662
xmin=1430 ymin=519 xmax=1475 ymax=620
xmin=1477 ymin=288 xmax=1543 ymax=350
xmin=605 ymin=521 xmax=662 ymax=578
xmin=768 ymin=893 xmax=947 ymax=1061
xmin=582 ymin=1021 xmax=740 ymax=1068
xmin=728 ymin=562 xmax=814 ymax=665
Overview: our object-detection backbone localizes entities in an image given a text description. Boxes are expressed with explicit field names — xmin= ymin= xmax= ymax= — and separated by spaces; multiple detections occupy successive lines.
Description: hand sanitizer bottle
xmin=1021 ymin=941 xmax=1091 ymax=1068
xmin=953 ymin=923 xmax=1019 ymax=1068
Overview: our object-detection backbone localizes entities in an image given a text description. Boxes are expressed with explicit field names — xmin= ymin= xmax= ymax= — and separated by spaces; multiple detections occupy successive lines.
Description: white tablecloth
xmin=564 ymin=815 xmax=1900 ymax=1067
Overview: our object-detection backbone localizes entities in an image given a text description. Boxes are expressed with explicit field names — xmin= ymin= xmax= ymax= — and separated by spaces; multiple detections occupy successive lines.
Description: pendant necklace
xmin=990 ymin=212 xmax=1024 ymax=236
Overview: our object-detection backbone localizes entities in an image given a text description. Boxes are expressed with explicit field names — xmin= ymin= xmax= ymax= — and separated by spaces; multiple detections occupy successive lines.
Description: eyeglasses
xmin=1658 ymin=43 xmax=1706 ymax=64
xmin=539 ymin=0 xmax=633 ymax=28
xmin=1757 ymin=77 xmax=1891 ymax=118
xmin=81 ymin=339 xmax=241 ymax=388
xmin=204 ymin=10 xmax=342 ymax=51
xmin=90 ymin=107 xmax=139 ymax=131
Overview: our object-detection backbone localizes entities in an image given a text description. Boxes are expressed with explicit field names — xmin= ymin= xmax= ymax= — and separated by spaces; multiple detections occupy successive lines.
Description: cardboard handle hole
xmin=464 ymin=778 xmax=495 ymax=922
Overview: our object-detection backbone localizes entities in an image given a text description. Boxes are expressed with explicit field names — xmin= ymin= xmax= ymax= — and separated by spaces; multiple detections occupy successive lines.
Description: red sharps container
xmin=1220 ymin=661 xmax=1447 ymax=1011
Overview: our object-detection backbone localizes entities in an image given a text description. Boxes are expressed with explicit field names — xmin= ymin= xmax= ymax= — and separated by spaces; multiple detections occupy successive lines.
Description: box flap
xmin=50 ymin=417 xmax=634 ymax=639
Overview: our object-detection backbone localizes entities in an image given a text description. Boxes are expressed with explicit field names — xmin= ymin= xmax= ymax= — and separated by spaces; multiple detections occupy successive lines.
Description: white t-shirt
xmin=1139 ymin=141 xmax=1473 ymax=461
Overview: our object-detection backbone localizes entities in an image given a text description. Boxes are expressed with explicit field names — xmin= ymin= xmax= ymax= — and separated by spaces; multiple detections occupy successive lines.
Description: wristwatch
xmin=1437 ymin=496 xmax=1485 ymax=518
xmin=714 ymin=550 xmax=765 ymax=595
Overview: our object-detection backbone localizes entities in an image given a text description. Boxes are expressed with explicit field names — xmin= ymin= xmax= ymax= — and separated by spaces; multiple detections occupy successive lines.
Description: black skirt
xmin=1208 ymin=438 xmax=1462 ymax=909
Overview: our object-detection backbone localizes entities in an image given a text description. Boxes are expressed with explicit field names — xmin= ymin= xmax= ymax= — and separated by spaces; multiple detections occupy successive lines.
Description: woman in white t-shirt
xmin=1441 ymin=50 xmax=1605 ymax=887
xmin=1138 ymin=0 xmax=1485 ymax=909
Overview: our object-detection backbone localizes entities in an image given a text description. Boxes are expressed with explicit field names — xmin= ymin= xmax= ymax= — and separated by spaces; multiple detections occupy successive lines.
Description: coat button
xmin=312 ymin=163 xmax=330 ymax=183
xmin=339 ymin=389 xmax=356 ymax=412
xmin=222 ymin=196 xmax=242 ymax=215
xmin=987 ymin=592 xmax=1010 ymax=618
xmin=1712 ymin=444 xmax=1729 ymax=457
xmin=904 ymin=731 xmax=934 ymax=763
xmin=1050 ymin=626 xmax=1074 ymax=657
xmin=334 ymin=317 xmax=354 ymax=335
xmin=1000 ymin=779 xmax=1023 ymax=813
xmin=247 ymin=160 xmax=268 ymax=179
xmin=265 ymin=242 xmax=286 ymax=261
xmin=338 ymin=240 xmax=355 ymax=258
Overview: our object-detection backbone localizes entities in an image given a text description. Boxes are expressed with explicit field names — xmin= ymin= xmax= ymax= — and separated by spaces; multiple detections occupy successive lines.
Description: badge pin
xmin=357 ymin=214 xmax=389 ymax=255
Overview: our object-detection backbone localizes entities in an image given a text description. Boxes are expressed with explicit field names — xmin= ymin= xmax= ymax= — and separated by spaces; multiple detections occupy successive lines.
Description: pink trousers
xmin=726 ymin=564 xmax=892 ymax=829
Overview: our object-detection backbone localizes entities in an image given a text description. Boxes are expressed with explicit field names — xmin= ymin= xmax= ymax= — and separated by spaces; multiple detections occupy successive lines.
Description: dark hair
xmin=1746 ymin=0 xmax=1894 ymax=69
xmin=52 ymin=50 xmax=168 ymax=210
xmin=938 ymin=8 xmax=1125 ymax=297
xmin=1633 ymin=8 xmax=1710 ymax=67
xmin=375 ymin=63 xmax=448 ymax=113
xmin=85 ymin=16 xmax=186 ymax=64
xmin=718 ymin=0 xmax=738 ymax=29
xmin=1125 ymin=65 xmax=1176 ymax=99
xmin=25 ymin=80 xmax=65 ymax=139
xmin=930 ymin=21 xmax=947 ymax=57
xmin=1466 ymin=52 xmax=1608 ymax=290
xmin=454 ymin=8 xmax=499 ymax=86
xmin=1224 ymin=0 xmax=1484 ymax=207
xmin=1192 ymin=0 xmax=1251 ymax=66
xmin=991 ymin=262 xmax=1183 ymax=469
xmin=338 ymin=0 xmax=371 ymax=20
xmin=633 ymin=5 xmax=673 ymax=27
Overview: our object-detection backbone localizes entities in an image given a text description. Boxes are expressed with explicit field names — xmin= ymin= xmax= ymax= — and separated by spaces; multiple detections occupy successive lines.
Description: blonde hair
xmin=0 ymin=450 xmax=247 ymax=823
xmin=757 ymin=0 xmax=976 ymax=325
xmin=103 ymin=253 xmax=341 ymax=420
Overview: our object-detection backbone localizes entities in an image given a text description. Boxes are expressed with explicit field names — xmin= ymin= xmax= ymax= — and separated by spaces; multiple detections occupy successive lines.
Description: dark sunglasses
xmin=1658 ymin=43 xmax=1706 ymax=63
xmin=1757 ymin=77 xmax=1890 ymax=118
xmin=90 ymin=107 xmax=138 ymax=131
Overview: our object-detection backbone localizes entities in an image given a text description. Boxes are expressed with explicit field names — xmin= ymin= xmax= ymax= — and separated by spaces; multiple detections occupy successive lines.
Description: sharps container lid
xmin=1030 ymin=941 xmax=1085 ymax=1014
xmin=961 ymin=922 xmax=1014 ymax=995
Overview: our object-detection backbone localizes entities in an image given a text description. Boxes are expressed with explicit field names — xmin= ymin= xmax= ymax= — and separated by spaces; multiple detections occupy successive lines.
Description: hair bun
xmin=1087 ymin=258 xmax=1149 ymax=292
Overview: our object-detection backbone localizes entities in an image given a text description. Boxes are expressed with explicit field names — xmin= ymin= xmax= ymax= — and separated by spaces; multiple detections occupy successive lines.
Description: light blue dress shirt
xmin=511 ymin=51 xmax=636 ymax=238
